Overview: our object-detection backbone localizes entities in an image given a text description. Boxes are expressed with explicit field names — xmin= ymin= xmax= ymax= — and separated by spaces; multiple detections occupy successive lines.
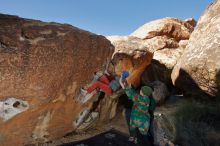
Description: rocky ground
xmin=61 ymin=129 xmax=135 ymax=146
xmin=30 ymin=91 xmax=220 ymax=146
xmin=39 ymin=105 xmax=130 ymax=146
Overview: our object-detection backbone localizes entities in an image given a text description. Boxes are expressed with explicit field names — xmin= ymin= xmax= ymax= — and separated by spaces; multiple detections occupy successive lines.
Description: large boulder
xmin=129 ymin=18 xmax=196 ymax=86
xmin=107 ymin=26 xmax=192 ymax=87
xmin=0 ymin=14 xmax=114 ymax=145
xmin=142 ymin=39 xmax=189 ymax=86
xmin=106 ymin=36 xmax=153 ymax=87
xmin=172 ymin=0 xmax=220 ymax=96
xmin=107 ymin=35 xmax=187 ymax=87
xmin=130 ymin=17 xmax=195 ymax=41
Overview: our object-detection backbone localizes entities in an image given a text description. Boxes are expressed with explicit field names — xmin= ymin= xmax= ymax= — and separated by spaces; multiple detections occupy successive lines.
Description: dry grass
xmin=173 ymin=99 xmax=220 ymax=146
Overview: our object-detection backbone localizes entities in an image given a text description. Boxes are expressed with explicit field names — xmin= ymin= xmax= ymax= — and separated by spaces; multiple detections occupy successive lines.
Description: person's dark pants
xmin=136 ymin=129 xmax=154 ymax=146
xmin=125 ymin=108 xmax=134 ymax=136
xmin=136 ymin=115 xmax=155 ymax=146
xmin=148 ymin=115 xmax=155 ymax=144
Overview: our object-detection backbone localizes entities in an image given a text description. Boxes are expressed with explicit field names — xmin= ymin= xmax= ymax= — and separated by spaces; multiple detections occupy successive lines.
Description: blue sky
xmin=0 ymin=0 xmax=214 ymax=36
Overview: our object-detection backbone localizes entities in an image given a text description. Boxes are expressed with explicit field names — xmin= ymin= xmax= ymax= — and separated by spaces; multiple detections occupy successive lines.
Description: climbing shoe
xmin=80 ymin=87 xmax=87 ymax=95
xmin=128 ymin=136 xmax=135 ymax=142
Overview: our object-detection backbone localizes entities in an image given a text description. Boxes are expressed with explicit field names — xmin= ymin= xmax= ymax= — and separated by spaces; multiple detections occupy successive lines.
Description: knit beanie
xmin=141 ymin=86 xmax=153 ymax=97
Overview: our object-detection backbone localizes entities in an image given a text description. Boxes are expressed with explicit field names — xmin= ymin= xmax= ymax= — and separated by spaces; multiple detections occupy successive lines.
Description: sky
xmin=0 ymin=0 xmax=214 ymax=36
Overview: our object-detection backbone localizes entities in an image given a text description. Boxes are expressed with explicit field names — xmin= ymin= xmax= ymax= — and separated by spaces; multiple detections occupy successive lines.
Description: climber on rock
xmin=119 ymin=74 xmax=155 ymax=146
xmin=79 ymin=59 xmax=124 ymax=103
xmin=81 ymin=70 xmax=120 ymax=95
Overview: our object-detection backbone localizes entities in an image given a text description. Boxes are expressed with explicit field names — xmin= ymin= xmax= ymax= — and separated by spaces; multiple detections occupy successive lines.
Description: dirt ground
xmin=60 ymin=129 xmax=136 ymax=146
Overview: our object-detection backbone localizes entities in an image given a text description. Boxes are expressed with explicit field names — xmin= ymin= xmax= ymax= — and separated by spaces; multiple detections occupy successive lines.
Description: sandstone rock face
xmin=106 ymin=36 xmax=153 ymax=87
xmin=142 ymin=40 xmax=188 ymax=85
xmin=184 ymin=18 xmax=197 ymax=27
xmin=153 ymin=40 xmax=188 ymax=70
xmin=0 ymin=14 xmax=114 ymax=145
xmin=172 ymin=0 xmax=220 ymax=96
xmin=107 ymin=34 xmax=190 ymax=87
xmin=142 ymin=41 xmax=188 ymax=86
xmin=107 ymin=21 xmax=194 ymax=86
xmin=129 ymin=18 xmax=196 ymax=86
xmin=130 ymin=17 xmax=195 ymax=41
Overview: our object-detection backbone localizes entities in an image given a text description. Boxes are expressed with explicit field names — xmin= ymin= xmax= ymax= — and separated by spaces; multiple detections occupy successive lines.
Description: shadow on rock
xmin=141 ymin=59 xmax=173 ymax=90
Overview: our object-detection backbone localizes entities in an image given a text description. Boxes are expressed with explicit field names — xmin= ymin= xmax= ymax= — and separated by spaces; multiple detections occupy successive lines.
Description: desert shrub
xmin=173 ymin=100 xmax=220 ymax=146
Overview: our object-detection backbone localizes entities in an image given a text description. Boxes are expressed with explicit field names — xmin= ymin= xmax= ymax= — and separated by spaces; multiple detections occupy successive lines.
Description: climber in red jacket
xmin=81 ymin=70 xmax=119 ymax=95
xmin=80 ymin=59 xmax=126 ymax=96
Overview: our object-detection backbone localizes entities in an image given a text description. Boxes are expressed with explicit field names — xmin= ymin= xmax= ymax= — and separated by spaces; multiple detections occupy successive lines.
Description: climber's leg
xmin=99 ymin=75 xmax=110 ymax=84
xmin=136 ymin=130 xmax=152 ymax=146
xmin=87 ymin=81 xmax=112 ymax=94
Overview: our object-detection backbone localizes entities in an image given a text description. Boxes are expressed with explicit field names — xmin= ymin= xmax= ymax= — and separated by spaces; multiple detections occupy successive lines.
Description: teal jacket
xmin=125 ymin=87 xmax=155 ymax=135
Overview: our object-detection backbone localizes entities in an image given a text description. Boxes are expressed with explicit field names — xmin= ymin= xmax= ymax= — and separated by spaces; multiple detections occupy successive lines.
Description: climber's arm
xmin=124 ymin=87 xmax=137 ymax=102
